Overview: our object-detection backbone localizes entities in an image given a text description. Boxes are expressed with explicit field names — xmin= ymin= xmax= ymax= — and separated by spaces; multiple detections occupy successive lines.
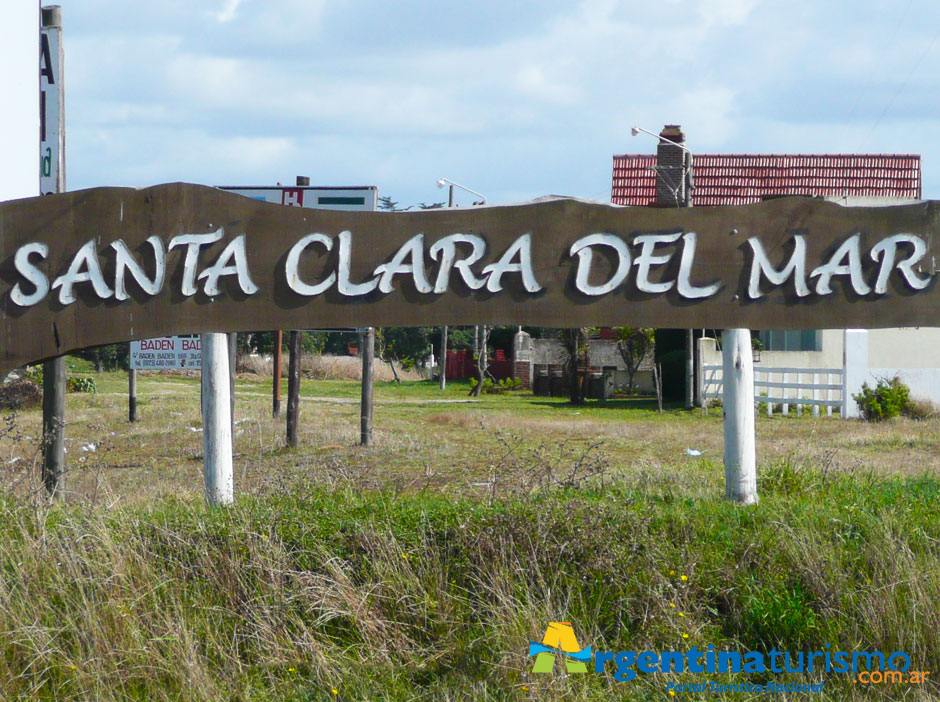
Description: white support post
xmin=201 ymin=333 xmax=233 ymax=505
xmin=842 ymin=330 xmax=869 ymax=419
xmin=722 ymin=329 xmax=758 ymax=505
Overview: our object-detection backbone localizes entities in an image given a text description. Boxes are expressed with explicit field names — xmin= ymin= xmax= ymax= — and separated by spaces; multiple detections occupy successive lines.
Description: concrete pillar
xmin=842 ymin=329 xmax=869 ymax=419
xmin=722 ymin=329 xmax=758 ymax=505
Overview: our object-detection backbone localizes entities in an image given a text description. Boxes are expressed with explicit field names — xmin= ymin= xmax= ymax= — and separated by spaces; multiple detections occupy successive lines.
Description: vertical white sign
xmin=40 ymin=11 xmax=64 ymax=195
xmin=0 ymin=3 xmax=39 ymax=201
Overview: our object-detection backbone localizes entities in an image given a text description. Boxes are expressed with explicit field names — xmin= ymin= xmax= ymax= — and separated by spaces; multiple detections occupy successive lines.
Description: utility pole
xmin=439 ymin=183 xmax=453 ymax=392
xmin=40 ymin=5 xmax=66 ymax=498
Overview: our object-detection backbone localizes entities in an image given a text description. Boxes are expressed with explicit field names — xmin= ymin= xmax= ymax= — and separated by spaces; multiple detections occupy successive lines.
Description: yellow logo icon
xmin=529 ymin=622 xmax=590 ymax=673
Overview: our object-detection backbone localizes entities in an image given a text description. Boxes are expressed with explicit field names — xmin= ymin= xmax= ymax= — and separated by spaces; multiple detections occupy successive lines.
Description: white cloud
xmin=57 ymin=0 xmax=940 ymax=204
xmin=213 ymin=0 xmax=246 ymax=23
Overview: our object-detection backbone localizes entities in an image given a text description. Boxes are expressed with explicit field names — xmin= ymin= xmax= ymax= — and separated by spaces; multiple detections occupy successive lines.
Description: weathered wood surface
xmin=0 ymin=183 xmax=938 ymax=375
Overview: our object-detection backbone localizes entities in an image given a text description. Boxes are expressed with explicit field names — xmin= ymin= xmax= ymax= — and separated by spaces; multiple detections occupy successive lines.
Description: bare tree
xmin=469 ymin=325 xmax=491 ymax=397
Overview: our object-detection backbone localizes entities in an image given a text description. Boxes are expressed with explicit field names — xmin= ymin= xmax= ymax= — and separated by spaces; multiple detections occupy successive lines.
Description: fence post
xmin=286 ymin=331 xmax=302 ymax=447
xmin=128 ymin=367 xmax=138 ymax=422
xmin=842 ymin=330 xmax=868 ymax=419
xmin=201 ymin=333 xmax=233 ymax=505
xmin=722 ymin=329 xmax=758 ymax=504
xmin=360 ymin=327 xmax=374 ymax=446
xmin=272 ymin=330 xmax=282 ymax=417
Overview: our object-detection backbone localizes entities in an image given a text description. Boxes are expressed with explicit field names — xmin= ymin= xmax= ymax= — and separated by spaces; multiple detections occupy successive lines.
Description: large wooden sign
xmin=0 ymin=183 xmax=937 ymax=375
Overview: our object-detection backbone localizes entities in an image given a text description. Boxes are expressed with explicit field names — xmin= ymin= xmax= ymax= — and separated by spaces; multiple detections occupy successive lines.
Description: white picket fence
xmin=702 ymin=365 xmax=844 ymax=417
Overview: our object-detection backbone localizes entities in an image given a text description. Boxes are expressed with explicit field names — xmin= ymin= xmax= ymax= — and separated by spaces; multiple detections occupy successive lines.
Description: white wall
xmin=0 ymin=3 xmax=39 ymax=201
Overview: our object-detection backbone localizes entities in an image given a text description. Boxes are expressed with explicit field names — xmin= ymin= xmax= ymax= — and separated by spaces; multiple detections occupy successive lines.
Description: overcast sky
xmin=56 ymin=0 xmax=940 ymax=206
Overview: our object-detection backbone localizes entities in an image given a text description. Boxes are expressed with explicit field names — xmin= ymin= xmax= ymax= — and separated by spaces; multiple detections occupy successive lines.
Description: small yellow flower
xmin=682 ymin=633 xmax=689 ymax=639
xmin=680 ymin=575 xmax=688 ymax=581
xmin=521 ymin=685 xmax=529 ymax=691
xmin=669 ymin=691 xmax=676 ymax=697
xmin=669 ymin=603 xmax=676 ymax=608
xmin=679 ymin=612 xmax=685 ymax=617
xmin=402 ymin=553 xmax=409 ymax=560
xmin=331 ymin=689 xmax=338 ymax=696
xmin=70 ymin=665 xmax=77 ymax=671
xmin=262 ymin=534 xmax=269 ymax=539
xmin=288 ymin=667 xmax=296 ymax=672
xmin=669 ymin=569 xmax=675 ymax=575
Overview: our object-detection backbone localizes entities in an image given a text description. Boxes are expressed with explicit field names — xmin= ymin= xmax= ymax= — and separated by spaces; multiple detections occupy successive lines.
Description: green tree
xmin=615 ymin=327 xmax=655 ymax=394
xmin=376 ymin=327 xmax=431 ymax=382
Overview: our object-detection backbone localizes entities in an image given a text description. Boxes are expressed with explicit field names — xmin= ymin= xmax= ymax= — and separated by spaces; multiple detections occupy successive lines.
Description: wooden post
xmin=286 ymin=330 xmax=302 ymax=447
xmin=40 ymin=7 xmax=66 ymax=498
xmin=722 ymin=329 xmax=758 ymax=504
xmin=272 ymin=329 xmax=282 ymax=416
xmin=128 ymin=367 xmax=138 ymax=422
xmin=439 ymin=325 xmax=448 ymax=391
xmin=201 ymin=333 xmax=233 ymax=505
xmin=360 ymin=327 xmax=374 ymax=446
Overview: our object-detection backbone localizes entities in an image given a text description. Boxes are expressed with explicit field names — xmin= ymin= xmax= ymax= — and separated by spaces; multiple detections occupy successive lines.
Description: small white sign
xmin=40 ymin=23 xmax=63 ymax=196
xmin=130 ymin=336 xmax=202 ymax=370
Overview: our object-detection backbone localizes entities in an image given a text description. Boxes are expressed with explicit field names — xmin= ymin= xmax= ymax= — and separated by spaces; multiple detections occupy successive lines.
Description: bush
xmin=853 ymin=376 xmax=910 ymax=421
xmin=904 ymin=397 xmax=940 ymax=420
xmin=67 ymin=376 xmax=96 ymax=394
xmin=0 ymin=379 xmax=41 ymax=410
xmin=468 ymin=377 xmax=522 ymax=394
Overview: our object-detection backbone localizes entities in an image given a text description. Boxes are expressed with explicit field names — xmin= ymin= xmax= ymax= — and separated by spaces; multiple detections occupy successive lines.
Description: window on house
xmin=758 ymin=330 xmax=821 ymax=352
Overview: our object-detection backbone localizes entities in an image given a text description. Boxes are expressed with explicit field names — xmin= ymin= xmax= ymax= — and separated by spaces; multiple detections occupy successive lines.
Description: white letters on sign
xmin=5 ymin=229 xmax=936 ymax=308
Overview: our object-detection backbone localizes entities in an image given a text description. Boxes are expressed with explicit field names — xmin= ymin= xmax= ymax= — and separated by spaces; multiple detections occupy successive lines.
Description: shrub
xmin=67 ymin=376 xmax=96 ymax=394
xmin=853 ymin=376 xmax=910 ymax=421
xmin=903 ymin=397 xmax=940 ymax=421
xmin=0 ymin=379 xmax=41 ymax=410
xmin=468 ymin=377 xmax=522 ymax=394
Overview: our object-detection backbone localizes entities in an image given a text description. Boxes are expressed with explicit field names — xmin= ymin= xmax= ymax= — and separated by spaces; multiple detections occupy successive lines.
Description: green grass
xmin=1 ymin=470 xmax=938 ymax=700
xmin=2 ymin=365 xmax=940 ymax=699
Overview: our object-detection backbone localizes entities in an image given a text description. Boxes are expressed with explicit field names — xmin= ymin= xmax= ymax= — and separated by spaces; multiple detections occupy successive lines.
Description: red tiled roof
xmin=611 ymin=154 xmax=921 ymax=206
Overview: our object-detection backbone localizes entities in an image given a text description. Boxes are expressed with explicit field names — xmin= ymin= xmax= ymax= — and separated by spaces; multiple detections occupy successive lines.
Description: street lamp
xmin=434 ymin=179 xmax=487 ymax=391
xmin=436 ymin=178 xmax=487 ymax=206
xmin=632 ymin=125 xmax=696 ymax=409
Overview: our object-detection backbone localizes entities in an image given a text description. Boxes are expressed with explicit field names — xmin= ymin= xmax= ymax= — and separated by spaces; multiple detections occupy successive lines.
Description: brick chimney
xmin=655 ymin=125 xmax=691 ymax=206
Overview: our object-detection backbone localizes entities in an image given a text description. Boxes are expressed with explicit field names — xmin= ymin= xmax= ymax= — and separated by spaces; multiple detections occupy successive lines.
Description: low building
xmin=611 ymin=127 xmax=938 ymax=411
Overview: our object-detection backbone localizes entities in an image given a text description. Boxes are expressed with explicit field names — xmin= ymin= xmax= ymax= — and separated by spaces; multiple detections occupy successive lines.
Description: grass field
xmin=1 ymin=367 xmax=939 ymax=700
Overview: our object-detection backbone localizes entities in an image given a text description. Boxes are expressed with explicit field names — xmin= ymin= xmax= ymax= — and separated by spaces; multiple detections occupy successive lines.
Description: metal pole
xmin=684 ymin=148 xmax=695 ymax=410
xmin=286 ymin=331 xmax=302 ymax=447
xmin=128 ymin=367 xmax=138 ymax=422
xmin=40 ymin=6 xmax=66 ymax=498
xmin=360 ymin=327 xmax=374 ymax=446
xmin=272 ymin=329 xmax=282 ymax=416
xmin=439 ymin=325 xmax=448 ymax=391
xmin=201 ymin=333 xmax=234 ymax=505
